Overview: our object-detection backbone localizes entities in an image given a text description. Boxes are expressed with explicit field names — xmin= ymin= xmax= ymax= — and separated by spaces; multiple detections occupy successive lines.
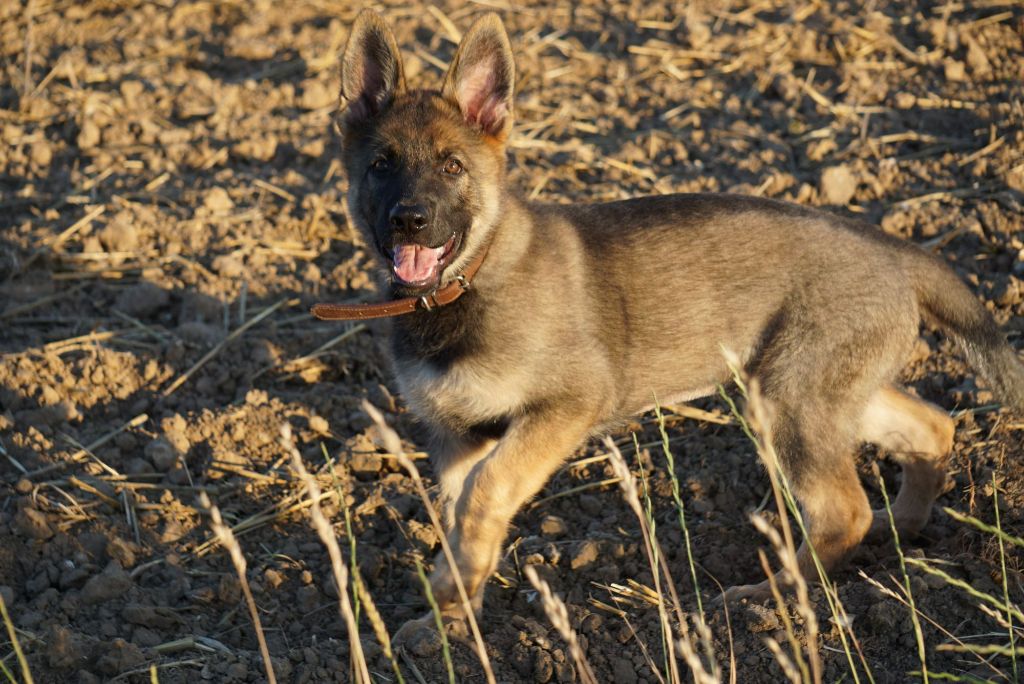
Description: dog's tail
xmin=905 ymin=248 xmax=1024 ymax=411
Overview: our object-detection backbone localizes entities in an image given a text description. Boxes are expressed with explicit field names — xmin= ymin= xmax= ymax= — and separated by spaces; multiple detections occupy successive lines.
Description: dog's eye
xmin=442 ymin=158 xmax=463 ymax=175
xmin=371 ymin=157 xmax=390 ymax=173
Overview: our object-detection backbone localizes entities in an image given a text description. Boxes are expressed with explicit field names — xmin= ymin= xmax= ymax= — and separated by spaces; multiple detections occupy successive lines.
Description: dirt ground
xmin=2 ymin=0 xmax=1023 ymax=682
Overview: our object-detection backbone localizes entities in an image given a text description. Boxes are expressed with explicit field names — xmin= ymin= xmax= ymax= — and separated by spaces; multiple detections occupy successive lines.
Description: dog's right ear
xmin=339 ymin=10 xmax=405 ymax=128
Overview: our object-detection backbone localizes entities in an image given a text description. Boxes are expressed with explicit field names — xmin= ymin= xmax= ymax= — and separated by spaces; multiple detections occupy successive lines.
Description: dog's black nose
xmin=389 ymin=204 xmax=429 ymax=232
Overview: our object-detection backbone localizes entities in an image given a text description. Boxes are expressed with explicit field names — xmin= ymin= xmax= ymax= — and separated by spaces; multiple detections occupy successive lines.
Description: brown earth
xmin=1 ymin=1 xmax=1024 ymax=682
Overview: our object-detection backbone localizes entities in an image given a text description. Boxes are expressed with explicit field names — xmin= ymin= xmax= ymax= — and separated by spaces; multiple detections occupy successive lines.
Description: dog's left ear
xmin=441 ymin=13 xmax=515 ymax=140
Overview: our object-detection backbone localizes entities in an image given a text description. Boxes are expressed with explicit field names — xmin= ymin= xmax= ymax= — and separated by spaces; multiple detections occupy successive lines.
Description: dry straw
xmin=197 ymin=492 xmax=277 ymax=684
xmin=523 ymin=564 xmax=599 ymax=684
xmin=605 ymin=436 xmax=718 ymax=684
xmin=281 ymin=425 xmax=372 ymax=684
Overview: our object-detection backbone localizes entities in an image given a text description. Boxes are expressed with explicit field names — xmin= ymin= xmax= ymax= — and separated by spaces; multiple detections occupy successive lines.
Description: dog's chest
xmin=394 ymin=356 xmax=524 ymax=430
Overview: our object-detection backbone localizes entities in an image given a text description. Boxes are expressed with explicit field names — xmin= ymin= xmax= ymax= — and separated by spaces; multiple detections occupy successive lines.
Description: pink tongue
xmin=393 ymin=244 xmax=444 ymax=283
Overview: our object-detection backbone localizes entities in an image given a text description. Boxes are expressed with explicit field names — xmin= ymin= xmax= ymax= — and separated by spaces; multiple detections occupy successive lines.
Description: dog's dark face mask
xmin=336 ymin=12 xmax=515 ymax=296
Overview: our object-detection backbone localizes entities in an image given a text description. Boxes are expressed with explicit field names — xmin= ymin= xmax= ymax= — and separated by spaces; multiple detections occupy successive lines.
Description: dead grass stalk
xmin=197 ymin=492 xmax=277 ymax=684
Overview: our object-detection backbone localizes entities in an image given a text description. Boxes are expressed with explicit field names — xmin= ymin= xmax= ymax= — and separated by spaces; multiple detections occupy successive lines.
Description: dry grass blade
xmin=160 ymin=297 xmax=290 ymax=398
xmin=16 ymin=205 xmax=104 ymax=275
xmin=361 ymin=401 xmax=497 ymax=684
xmin=858 ymin=571 xmax=1004 ymax=680
xmin=197 ymin=492 xmax=277 ymax=684
xmin=604 ymin=437 xmax=719 ymax=684
xmin=0 ymin=588 xmax=33 ymax=684
xmin=16 ymin=413 xmax=149 ymax=481
xmin=282 ymin=426 xmax=371 ymax=684
xmin=874 ymin=466 xmax=929 ymax=682
xmin=523 ymin=565 xmax=599 ymax=684
xmin=414 ymin=559 xmax=455 ymax=684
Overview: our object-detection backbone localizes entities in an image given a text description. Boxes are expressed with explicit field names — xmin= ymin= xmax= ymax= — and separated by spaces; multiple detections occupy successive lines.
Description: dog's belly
xmin=634 ymin=385 xmax=718 ymax=415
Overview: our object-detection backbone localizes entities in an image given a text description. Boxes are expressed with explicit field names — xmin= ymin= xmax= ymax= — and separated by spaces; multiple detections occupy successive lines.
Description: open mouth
xmin=389 ymin=233 xmax=458 ymax=288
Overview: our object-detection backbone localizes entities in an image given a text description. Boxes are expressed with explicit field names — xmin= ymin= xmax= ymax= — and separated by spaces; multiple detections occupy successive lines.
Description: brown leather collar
xmin=311 ymin=244 xmax=488 ymax=321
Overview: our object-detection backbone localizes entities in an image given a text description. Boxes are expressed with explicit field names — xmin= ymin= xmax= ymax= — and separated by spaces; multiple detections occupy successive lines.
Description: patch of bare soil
xmin=1 ymin=1 xmax=1023 ymax=682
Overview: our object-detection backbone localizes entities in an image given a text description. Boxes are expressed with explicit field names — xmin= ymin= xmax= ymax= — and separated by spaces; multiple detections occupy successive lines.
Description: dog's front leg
xmin=429 ymin=429 xmax=499 ymax=535
xmin=429 ymin=406 xmax=596 ymax=619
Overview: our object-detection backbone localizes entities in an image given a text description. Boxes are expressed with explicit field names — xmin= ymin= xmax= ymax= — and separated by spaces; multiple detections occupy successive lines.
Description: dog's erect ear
xmin=441 ymin=13 xmax=515 ymax=140
xmin=339 ymin=10 xmax=405 ymax=128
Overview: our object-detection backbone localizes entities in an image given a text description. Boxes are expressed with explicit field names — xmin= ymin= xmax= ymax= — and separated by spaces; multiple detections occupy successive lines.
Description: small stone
xmin=14 ymin=507 xmax=54 ymax=540
xmin=131 ymin=626 xmax=162 ymax=648
xmin=144 ymin=437 xmax=179 ymax=472
xmin=46 ymin=625 xmax=87 ymax=669
xmin=30 ymin=140 xmax=52 ymax=167
xmin=78 ymin=120 xmax=101 ymax=149
xmin=218 ymin=574 xmax=242 ymax=604
xmin=298 ymin=80 xmax=335 ymax=110
xmin=309 ymin=415 xmax=330 ymax=434
xmin=120 ymin=80 xmax=145 ymax=105
xmin=246 ymin=389 xmax=268 ymax=406
xmin=540 ymin=515 xmax=568 ymax=538
xmin=611 ymin=658 xmax=637 ymax=684
xmin=554 ymin=659 xmax=575 ymax=683
xmin=296 ymin=584 xmax=319 ymax=613
xmin=81 ymin=562 xmax=132 ymax=604
xmin=569 ymin=540 xmax=600 ymax=570
xmin=231 ymin=135 xmax=277 ymax=162
xmin=203 ymin=187 xmax=234 ymax=213
xmin=533 ymin=649 xmax=554 ymax=683
xmin=943 ymin=59 xmax=966 ymax=82
xmin=1007 ymin=164 xmax=1024 ymax=194
xmin=0 ymin=585 xmax=14 ymax=608
xmin=59 ymin=566 xmax=90 ymax=590
xmin=867 ymin=600 xmax=903 ymax=633
xmin=408 ymin=626 xmax=442 ymax=657
xmin=114 ymin=282 xmax=170 ymax=319
xmin=965 ymin=37 xmax=991 ymax=77
xmin=580 ymin=613 xmax=603 ymax=633
xmin=95 ymin=638 xmax=145 ymax=675
xmin=744 ymin=603 xmax=780 ymax=633
xmin=264 ymin=567 xmax=284 ymax=589
xmin=349 ymin=451 xmax=383 ymax=480
xmin=211 ymin=254 xmax=244 ymax=278
xmin=226 ymin=662 xmax=248 ymax=679
xmin=107 ymin=538 xmax=138 ymax=569
xmin=175 ymin=321 xmax=222 ymax=347
xmin=98 ymin=218 xmax=138 ymax=252
xmin=820 ymin=165 xmax=857 ymax=205
xmin=578 ymin=495 xmax=602 ymax=516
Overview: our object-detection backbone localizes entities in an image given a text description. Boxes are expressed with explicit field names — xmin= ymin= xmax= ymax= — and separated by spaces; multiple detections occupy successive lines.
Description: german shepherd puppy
xmin=335 ymin=9 xmax=1024 ymax=636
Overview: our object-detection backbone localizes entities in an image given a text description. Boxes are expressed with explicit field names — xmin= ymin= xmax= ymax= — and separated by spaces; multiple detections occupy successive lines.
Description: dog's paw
xmin=393 ymin=612 xmax=439 ymax=653
xmin=393 ymin=610 xmax=471 ymax=656
xmin=715 ymin=579 xmax=774 ymax=606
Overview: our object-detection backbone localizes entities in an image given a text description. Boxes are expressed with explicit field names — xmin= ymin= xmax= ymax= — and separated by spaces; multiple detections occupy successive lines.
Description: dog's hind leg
xmin=723 ymin=401 xmax=873 ymax=603
xmin=859 ymin=385 xmax=954 ymax=539
xmin=721 ymin=295 xmax=917 ymax=603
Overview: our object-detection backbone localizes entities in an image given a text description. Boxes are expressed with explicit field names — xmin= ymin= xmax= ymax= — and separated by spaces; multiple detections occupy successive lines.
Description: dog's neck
xmin=389 ymin=190 xmax=529 ymax=365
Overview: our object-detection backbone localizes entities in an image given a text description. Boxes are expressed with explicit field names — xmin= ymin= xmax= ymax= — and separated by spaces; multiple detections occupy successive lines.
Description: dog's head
xmin=336 ymin=10 xmax=514 ymax=296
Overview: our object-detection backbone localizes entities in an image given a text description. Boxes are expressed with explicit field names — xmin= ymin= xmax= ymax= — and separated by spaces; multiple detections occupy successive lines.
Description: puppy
xmin=328 ymin=9 xmax=1024 ymax=636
